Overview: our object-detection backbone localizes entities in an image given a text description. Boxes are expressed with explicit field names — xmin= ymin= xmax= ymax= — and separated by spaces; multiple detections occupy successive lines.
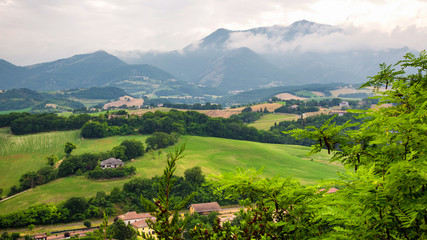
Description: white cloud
xmin=225 ymin=24 xmax=427 ymax=54
xmin=0 ymin=0 xmax=426 ymax=65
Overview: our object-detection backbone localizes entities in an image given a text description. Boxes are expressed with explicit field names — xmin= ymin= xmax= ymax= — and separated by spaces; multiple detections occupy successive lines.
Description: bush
xmin=145 ymin=132 xmax=178 ymax=150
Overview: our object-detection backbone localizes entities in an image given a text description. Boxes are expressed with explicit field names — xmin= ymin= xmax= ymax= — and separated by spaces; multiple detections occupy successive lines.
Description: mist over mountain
xmin=118 ymin=20 xmax=413 ymax=91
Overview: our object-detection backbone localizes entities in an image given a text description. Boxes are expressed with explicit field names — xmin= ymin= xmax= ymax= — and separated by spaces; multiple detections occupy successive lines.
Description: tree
xmin=140 ymin=144 xmax=195 ymax=239
xmin=120 ymin=140 xmax=144 ymax=160
xmin=64 ymin=197 xmax=89 ymax=220
xmin=184 ymin=166 xmax=205 ymax=187
xmin=46 ymin=155 xmax=58 ymax=166
xmin=64 ymin=142 xmax=76 ymax=155
xmin=145 ymin=132 xmax=178 ymax=151
xmin=108 ymin=219 xmax=136 ymax=240
xmin=93 ymin=212 xmax=109 ymax=240
xmin=81 ymin=121 xmax=106 ymax=138
xmin=27 ymin=224 xmax=34 ymax=232
xmin=84 ymin=220 xmax=92 ymax=228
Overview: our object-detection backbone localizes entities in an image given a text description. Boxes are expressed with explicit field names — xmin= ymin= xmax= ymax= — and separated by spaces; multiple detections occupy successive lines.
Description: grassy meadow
xmin=0 ymin=131 xmax=342 ymax=214
xmin=248 ymin=113 xmax=298 ymax=130
xmin=0 ymin=128 xmax=82 ymax=191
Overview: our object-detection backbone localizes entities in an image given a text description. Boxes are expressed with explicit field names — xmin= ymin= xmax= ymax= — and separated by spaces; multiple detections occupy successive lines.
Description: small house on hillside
xmin=100 ymin=158 xmax=124 ymax=169
xmin=117 ymin=211 xmax=154 ymax=225
xmin=188 ymin=202 xmax=221 ymax=215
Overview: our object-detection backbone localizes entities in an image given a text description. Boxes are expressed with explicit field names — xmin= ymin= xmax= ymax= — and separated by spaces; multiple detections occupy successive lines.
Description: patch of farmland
xmin=103 ymin=95 xmax=144 ymax=109
xmin=330 ymin=86 xmax=371 ymax=97
xmin=275 ymin=93 xmax=308 ymax=100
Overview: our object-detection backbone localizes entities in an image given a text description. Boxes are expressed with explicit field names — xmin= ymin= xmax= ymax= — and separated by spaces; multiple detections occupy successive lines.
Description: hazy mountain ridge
xmin=118 ymin=20 xmax=413 ymax=91
xmin=0 ymin=50 xmax=219 ymax=97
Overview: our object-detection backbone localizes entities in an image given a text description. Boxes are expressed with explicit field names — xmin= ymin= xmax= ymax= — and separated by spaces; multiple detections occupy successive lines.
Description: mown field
xmin=248 ymin=113 xmax=298 ymax=130
xmin=0 ymin=131 xmax=342 ymax=214
xmin=0 ymin=128 xmax=82 ymax=191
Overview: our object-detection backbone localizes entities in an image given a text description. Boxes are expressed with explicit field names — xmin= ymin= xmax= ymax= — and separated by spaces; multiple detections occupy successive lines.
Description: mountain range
xmin=119 ymin=20 xmax=412 ymax=91
xmin=0 ymin=20 xmax=414 ymax=96
xmin=0 ymin=51 xmax=219 ymax=97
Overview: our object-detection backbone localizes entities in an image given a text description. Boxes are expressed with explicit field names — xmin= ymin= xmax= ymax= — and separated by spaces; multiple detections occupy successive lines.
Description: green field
xmin=0 ymin=108 xmax=32 ymax=115
xmin=295 ymin=90 xmax=318 ymax=98
xmin=0 ymin=132 xmax=342 ymax=214
xmin=0 ymin=128 xmax=83 ymax=191
xmin=248 ymin=113 xmax=297 ymax=130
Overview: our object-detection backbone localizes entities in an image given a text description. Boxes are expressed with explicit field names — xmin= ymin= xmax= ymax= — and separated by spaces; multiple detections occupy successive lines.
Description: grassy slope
xmin=0 ymin=133 xmax=342 ymax=214
xmin=0 ymin=128 xmax=82 ymax=190
xmin=248 ymin=113 xmax=298 ymax=130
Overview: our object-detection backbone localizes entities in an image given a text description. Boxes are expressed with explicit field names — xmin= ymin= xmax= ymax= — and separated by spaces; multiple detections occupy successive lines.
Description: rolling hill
xmin=0 ymin=131 xmax=342 ymax=214
xmin=0 ymin=51 xmax=220 ymax=97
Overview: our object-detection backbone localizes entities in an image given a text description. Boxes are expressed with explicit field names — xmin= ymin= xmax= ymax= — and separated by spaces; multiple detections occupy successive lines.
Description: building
xmin=100 ymin=158 xmax=124 ymax=169
xmin=117 ymin=211 xmax=154 ymax=225
xmin=34 ymin=234 xmax=47 ymax=240
xmin=329 ymin=110 xmax=347 ymax=117
xmin=131 ymin=218 xmax=156 ymax=237
xmin=339 ymin=101 xmax=350 ymax=109
xmin=188 ymin=202 xmax=221 ymax=215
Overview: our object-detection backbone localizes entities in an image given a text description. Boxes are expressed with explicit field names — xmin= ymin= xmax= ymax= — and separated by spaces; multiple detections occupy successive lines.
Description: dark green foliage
xmin=17 ymin=166 xmax=56 ymax=192
xmin=68 ymin=87 xmax=127 ymax=99
xmin=145 ymin=132 xmax=179 ymax=150
xmin=0 ymin=232 xmax=18 ymax=240
xmin=58 ymin=153 xmax=100 ymax=177
xmin=46 ymin=155 xmax=58 ymax=166
xmin=120 ymin=140 xmax=144 ymax=160
xmin=81 ymin=121 xmax=106 ymax=138
xmin=0 ymin=112 xmax=30 ymax=127
xmin=83 ymin=220 xmax=92 ymax=228
xmin=64 ymin=197 xmax=89 ymax=221
xmin=64 ymin=141 xmax=77 ymax=155
xmin=230 ymin=111 xmax=264 ymax=123
xmin=88 ymin=166 xmax=136 ymax=179
xmin=184 ymin=166 xmax=205 ymax=187
xmin=108 ymin=219 xmax=136 ymax=240
xmin=8 ymin=113 xmax=90 ymax=135
xmin=0 ymin=88 xmax=43 ymax=111
xmin=140 ymin=144 xmax=194 ymax=240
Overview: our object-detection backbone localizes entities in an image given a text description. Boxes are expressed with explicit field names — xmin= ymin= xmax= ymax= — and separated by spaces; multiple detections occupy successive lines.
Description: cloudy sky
xmin=1 ymin=0 xmax=426 ymax=65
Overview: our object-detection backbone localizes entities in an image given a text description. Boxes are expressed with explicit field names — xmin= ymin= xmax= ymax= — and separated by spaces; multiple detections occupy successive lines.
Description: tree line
xmin=0 ymin=166 xmax=235 ymax=229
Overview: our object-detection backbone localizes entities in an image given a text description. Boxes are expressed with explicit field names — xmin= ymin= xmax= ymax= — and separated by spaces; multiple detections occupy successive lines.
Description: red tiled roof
xmin=318 ymin=187 xmax=339 ymax=194
xmin=326 ymin=187 xmax=339 ymax=193
xmin=131 ymin=219 xmax=152 ymax=228
xmin=190 ymin=202 xmax=221 ymax=212
xmin=118 ymin=211 xmax=153 ymax=220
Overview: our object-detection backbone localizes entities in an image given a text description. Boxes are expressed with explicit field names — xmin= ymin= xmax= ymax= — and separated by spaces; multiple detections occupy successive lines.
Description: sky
xmin=0 ymin=0 xmax=426 ymax=65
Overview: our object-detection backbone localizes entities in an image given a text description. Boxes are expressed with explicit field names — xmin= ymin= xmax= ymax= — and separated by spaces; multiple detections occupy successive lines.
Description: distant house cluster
xmin=33 ymin=202 xmax=233 ymax=240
